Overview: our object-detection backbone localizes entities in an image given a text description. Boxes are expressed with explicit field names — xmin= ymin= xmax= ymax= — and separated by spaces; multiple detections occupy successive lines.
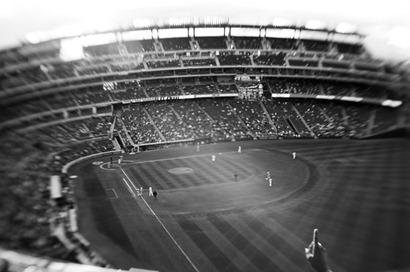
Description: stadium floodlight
xmin=168 ymin=17 xmax=193 ymax=27
xmin=271 ymin=18 xmax=294 ymax=27
xmin=59 ymin=37 xmax=84 ymax=61
xmin=305 ymin=20 xmax=326 ymax=30
xmin=195 ymin=27 xmax=225 ymax=37
xmin=231 ymin=27 xmax=260 ymax=37
xmin=158 ymin=28 xmax=188 ymax=38
xmin=382 ymin=100 xmax=402 ymax=108
xmin=336 ymin=22 xmax=358 ymax=34
xmin=266 ymin=28 xmax=296 ymax=39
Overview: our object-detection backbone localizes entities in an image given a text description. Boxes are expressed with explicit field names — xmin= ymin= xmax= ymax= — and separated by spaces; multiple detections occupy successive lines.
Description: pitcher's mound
xmin=168 ymin=167 xmax=194 ymax=174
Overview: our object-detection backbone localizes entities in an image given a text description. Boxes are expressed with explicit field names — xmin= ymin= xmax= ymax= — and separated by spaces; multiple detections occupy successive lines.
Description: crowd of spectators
xmin=232 ymin=37 xmax=261 ymax=49
xmin=146 ymin=59 xmax=181 ymax=69
xmin=335 ymin=42 xmax=364 ymax=55
xmin=182 ymin=58 xmax=216 ymax=67
xmin=146 ymin=85 xmax=181 ymax=97
xmin=181 ymin=83 xmax=217 ymax=95
xmin=160 ymin=38 xmax=191 ymax=51
xmin=218 ymin=53 xmax=252 ymax=66
xmin=229 ymin=99 xmax=276 ymax=138
xmin=171 ymin=101 xmax=219 ymax=139
xmin=0 ymin=128 xmax=116 ymax=267
xmin=196 ymin=99 xmax=250 ymax=140
xmin=266 ymin=38 xmax=298 ymax=50
xmin=144 ymin=101 xmax=197 ymax=141
xmin=218 ymin=84 xmax=238 ymax=93
xmin=195 ymin=37 xmax=227 ymax=49
xmin=301 ymin=40 xmax=330 ymax=52
xmin=253 ymin=52 xmax=286 ymax=66
xmin=121 ymin=104 xmax=163 ymax=144
xmin=292 ymin=100 xmax=339 ymax=138
xmin=372 ymin=106 xmax=400 ymax=133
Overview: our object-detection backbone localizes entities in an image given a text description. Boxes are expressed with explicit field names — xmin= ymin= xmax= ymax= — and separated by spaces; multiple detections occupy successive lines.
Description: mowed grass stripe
xmin=357 ymin=202 xmax=394 ymax=272
xmin=182 ymin=158 xmax=226 ymax=185
xmin=243 ymin=217 xmax=304 ymax=267
xmin=177 ymin=218 xmax=242 ymax=272
xmin=393 ymin=206 xmax=410 ymax=268
xmin=125 ymin=167 xmax=150 ymax=189
xmin=185 ymin=157 xmax=228 ymax=184
xmin=328 ymin=178 xmax=375 ymax=271
xmin=154 ymin=160 xmax=192 ymax=188
xmin=196 ymin=156 xmax=253 ymax=180
xmin=137 ymin=164 xmax=166 ymax=190
xmin=194 ymin=220 xmax=261 ymax=272
xmin=140 ymin=162 xmax=176 ymax=189
xmin=174 ymin=159 xmax=217 ymax=186
xmin=255 ymin=216 xmax=311 ymax=270
xmin=214 ymin=159 xmax=250 ymax=178
xmin=208 ymin=215 xmax=284 ymax=272
xmin=163 ymin=159 xmax=203 ymax=187
xmin=238 ymin=218 xmax=304 ymax=272
xmin=223 ymin=154 xmax=259 ymax=176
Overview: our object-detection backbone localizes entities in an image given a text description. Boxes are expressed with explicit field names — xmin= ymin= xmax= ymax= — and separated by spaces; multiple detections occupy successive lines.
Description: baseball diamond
xmin=69 ymin=139 xmax=410 ymax=272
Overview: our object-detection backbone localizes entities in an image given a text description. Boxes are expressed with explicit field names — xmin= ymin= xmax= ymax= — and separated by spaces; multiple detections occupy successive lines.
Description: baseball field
xmin=69 ymin=139 xmax=410 ymax=272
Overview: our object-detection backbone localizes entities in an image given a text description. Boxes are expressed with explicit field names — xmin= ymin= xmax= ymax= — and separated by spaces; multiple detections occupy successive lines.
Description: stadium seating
xmin=121 ymin=104 xmax=163 ymax=144
xmin=182 ymin=58 xmax=217 ymax=67
xmin=301 ymin=40 xmax=330 ymax=52
xmin=218 ymin=53 xmax=252 ymax=65
xmin=231 ymin=37 xmax=262 ymax=49
xmin=253 ymin=52 xmax=286 ymax=66
xmin=195 ymin=37 xmax=227 ymax=49
xmin=266 ymin=38 xmax=298 ymax=50
xmin=160 ymin=38 xmax=191 ymax=51
xmin=181 ymin=83 xmax=217 ymax=95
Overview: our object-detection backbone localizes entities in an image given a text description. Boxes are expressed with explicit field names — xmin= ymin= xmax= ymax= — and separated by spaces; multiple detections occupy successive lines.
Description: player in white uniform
xmin=305 ymin=229 xmax=332 ymax=272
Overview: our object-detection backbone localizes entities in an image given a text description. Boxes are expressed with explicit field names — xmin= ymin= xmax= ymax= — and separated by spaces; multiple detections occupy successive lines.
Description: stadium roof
xmin=1 ymin=0 xmax=410 ymax=60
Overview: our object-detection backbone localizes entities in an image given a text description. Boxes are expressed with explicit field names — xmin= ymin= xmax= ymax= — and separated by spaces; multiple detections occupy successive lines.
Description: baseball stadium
xmin=1 ymin=13 xmax=410 ymax=272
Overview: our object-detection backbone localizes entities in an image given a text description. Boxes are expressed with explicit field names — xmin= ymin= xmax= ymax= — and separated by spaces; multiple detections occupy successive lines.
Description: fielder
xmin=293 ymin=152 xmax=296 ymax=159
xmin=149 ymin=187 xmax=153 ymax=196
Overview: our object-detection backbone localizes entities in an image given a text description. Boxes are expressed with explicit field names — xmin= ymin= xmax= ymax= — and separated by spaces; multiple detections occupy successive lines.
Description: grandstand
xmin=0 ymin=19 xmax=410 ymax=272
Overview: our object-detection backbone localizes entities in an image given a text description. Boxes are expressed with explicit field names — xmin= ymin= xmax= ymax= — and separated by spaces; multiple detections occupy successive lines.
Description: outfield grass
xmin=70 ymin=139 xmax=410 ymax=272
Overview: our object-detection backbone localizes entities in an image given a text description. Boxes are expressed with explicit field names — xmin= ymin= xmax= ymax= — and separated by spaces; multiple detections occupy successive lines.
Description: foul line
xmin=119 ymin=166 xmax=200 ymax=272
xmin=121 ymin=177 xmax=135 ymax=197
xmin=140 ymin=196 xmax=200 ymax=272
